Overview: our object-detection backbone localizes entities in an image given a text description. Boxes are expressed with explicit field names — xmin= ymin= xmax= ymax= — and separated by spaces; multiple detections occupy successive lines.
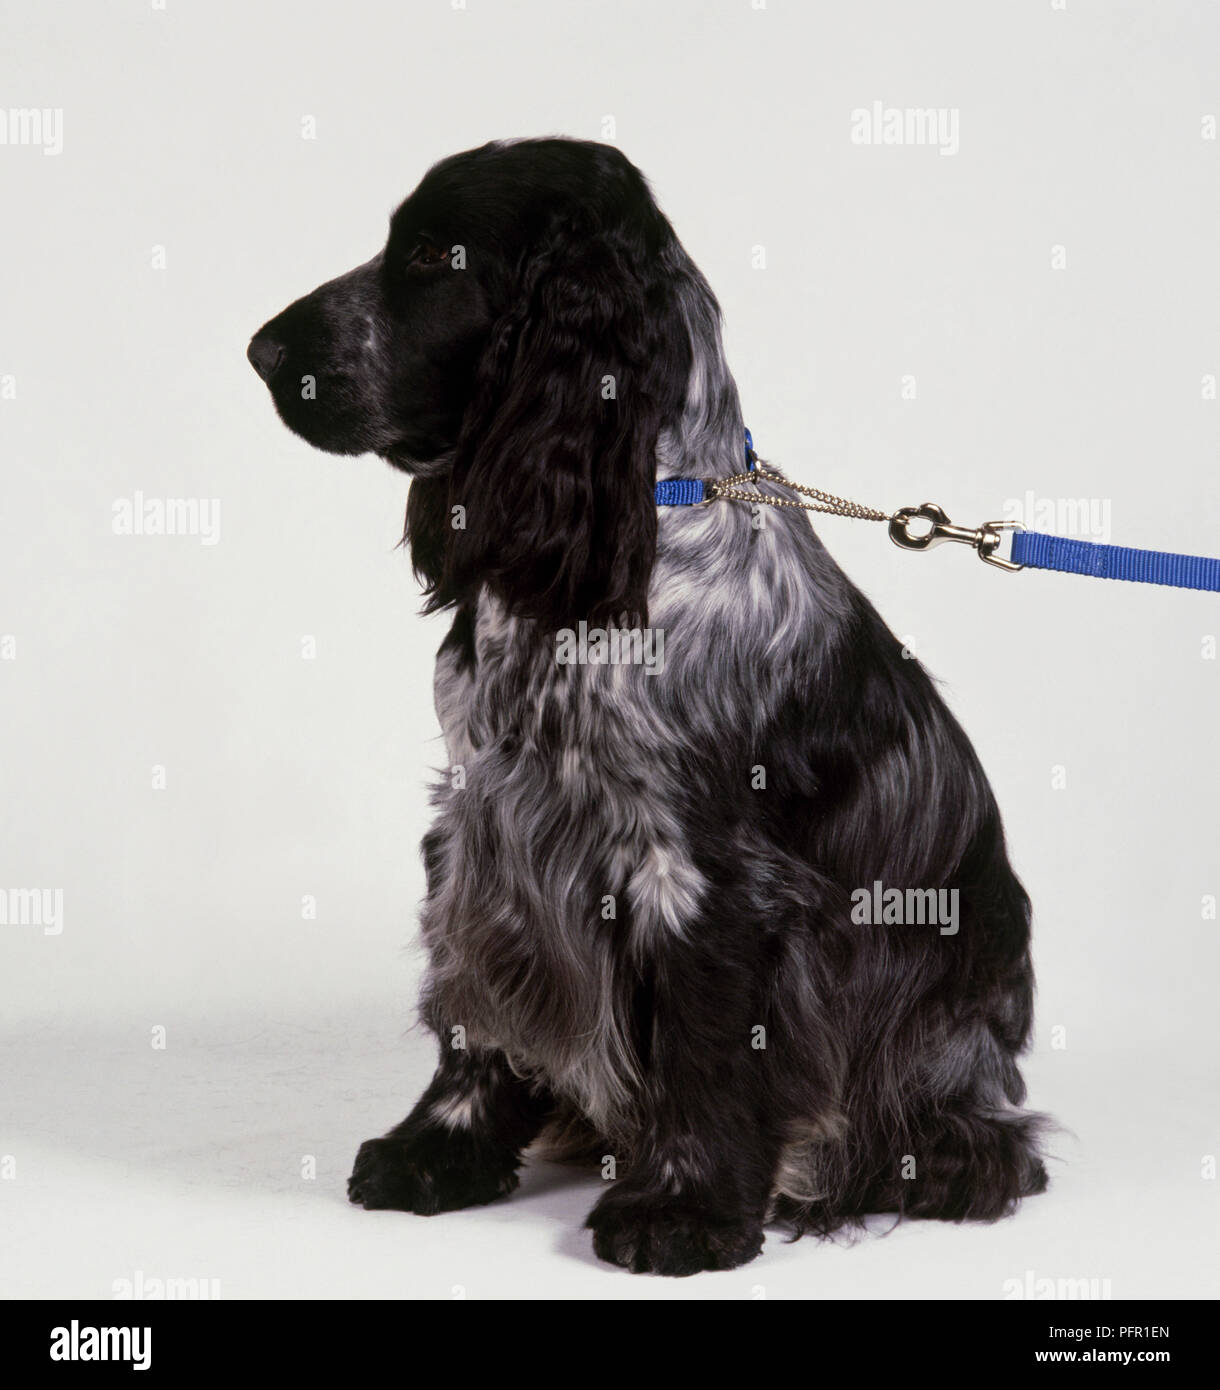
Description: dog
xmin=248 ymin=137 xmax=1047 ymax=1276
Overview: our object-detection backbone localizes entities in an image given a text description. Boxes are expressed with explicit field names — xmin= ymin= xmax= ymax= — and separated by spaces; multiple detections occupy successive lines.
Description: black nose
xmin=247 ymin=331 xmax=285 ymax=383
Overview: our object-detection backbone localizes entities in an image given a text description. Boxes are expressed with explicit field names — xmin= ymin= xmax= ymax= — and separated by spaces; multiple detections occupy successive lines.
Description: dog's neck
xmin=655 ymin=259 xmax=746 ymax=486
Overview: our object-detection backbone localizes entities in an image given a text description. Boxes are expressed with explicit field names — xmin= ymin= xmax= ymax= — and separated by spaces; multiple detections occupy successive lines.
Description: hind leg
xmin=898 ymin=1104 xmax=1048 ymax=1221
xmin=774 ymin=1015 xmax=1048 ymax=1233
xmin=898 ymin=976 xmax=1048 ymax=1221
xmin=773 ymin=1100 xmax=1047 ymax=1233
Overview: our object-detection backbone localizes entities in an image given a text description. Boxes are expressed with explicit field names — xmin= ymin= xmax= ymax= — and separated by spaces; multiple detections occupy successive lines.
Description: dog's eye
xmin=407 ymin=240 xmax=450 ymax=269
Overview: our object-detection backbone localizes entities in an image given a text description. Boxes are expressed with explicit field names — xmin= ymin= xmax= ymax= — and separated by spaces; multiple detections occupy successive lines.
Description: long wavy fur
xmin=253 ymin=138 xmax=1048 ymax=1275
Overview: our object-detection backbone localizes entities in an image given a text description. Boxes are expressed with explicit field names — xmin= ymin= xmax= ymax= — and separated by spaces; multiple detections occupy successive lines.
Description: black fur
xmin=250 ymin=137 xmax=1048 ymax=1276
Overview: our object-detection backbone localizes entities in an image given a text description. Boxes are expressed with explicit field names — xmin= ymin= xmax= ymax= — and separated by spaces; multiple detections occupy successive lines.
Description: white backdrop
xmin=2 ymin=0 xmax=1218 ymax=1299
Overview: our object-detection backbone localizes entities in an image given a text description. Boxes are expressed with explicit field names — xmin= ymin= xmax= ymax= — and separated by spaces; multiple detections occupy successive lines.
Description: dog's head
xmin=249 ymin=138 xmax=693 ymax=625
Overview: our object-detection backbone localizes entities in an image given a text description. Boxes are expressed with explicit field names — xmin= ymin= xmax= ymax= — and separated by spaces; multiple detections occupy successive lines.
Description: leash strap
xmin=658 ymin=430 xmax=1219 ymax=593
xmin=1011 ymin=531 xmax=1220 ymax=592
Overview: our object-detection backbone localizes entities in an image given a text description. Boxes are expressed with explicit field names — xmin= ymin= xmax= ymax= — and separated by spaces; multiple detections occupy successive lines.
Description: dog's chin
xmin=382 ymin=445 xmax=454 ymax=479
xmin=266 ymin=401 xmax=372 ymax=458
xmin=267 ymin=398 xmax=442 ymax=470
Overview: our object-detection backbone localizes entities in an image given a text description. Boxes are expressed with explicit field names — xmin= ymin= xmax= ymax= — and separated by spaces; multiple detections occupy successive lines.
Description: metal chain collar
xmin=707 ymin=463 xmax=890 ymax=523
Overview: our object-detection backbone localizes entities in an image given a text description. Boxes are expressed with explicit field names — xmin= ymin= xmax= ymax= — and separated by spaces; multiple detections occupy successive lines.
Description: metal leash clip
xmin=889 ymin=503 xmax=1024 ymax=572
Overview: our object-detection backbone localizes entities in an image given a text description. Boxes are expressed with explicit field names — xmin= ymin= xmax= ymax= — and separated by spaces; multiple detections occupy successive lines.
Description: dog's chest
xmin=421 ymin=598 xmax=706 ymax=1117
xmin=432 ymin=599 xmax=704 ymax=929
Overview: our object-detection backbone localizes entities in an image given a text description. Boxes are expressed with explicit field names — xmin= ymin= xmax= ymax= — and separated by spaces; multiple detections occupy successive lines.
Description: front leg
xmin=586 ymin=951 xmax=784 ymax=1276
xmin=348 ymin=1047 xmax=552 ymax=1214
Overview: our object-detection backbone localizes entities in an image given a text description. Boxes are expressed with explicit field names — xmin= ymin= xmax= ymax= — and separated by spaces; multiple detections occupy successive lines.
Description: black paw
xmin=347 ymin=1132 xmax=519 ymax=1215
xmin=586 ymin=1188 xmax=764 ymax=1276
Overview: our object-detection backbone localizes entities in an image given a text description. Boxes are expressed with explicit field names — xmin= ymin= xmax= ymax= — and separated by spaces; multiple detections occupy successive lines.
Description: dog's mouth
xmin=247 ymin=334 xmax=389 ymax=458
xmin=259 ymin=384 xmax=377 ymax=457
xmin=247 ymin=319 xmax=462 ymax=474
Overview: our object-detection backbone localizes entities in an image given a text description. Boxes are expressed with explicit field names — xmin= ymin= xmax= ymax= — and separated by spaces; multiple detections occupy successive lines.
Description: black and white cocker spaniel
xmin=248 ymin=137 xmax=1047 ymax=1277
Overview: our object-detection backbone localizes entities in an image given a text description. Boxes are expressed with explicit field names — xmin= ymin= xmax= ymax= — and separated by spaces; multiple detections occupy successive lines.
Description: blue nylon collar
xmin=655 ymin=429 xmax=753 ymax=506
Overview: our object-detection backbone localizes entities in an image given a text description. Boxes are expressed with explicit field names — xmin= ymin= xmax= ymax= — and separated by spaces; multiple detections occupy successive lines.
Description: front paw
xmin=586 ymin=1187 xmax=764 ymax=1276
xmin=347 ymin=1132 xmax=519 ymax=1215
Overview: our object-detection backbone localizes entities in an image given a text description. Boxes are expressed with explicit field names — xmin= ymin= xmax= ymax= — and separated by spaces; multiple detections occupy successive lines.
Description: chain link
xmin=708 ymin=464 xmax=890 ymax=523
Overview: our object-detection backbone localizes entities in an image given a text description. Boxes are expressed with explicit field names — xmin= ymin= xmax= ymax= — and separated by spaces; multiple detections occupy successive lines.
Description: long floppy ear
xmin=437 ymin=212 xmax=691 ymax=629
xmin=403 ymin=473 xmax=449 ymax=600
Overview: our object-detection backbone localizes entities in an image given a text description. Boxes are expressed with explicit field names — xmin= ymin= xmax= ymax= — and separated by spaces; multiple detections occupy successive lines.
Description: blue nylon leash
xmin=1008 ymin=531 xmax=1220 ymax=592
xmin=657 ymin=431 xmax=1220 ymax=594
